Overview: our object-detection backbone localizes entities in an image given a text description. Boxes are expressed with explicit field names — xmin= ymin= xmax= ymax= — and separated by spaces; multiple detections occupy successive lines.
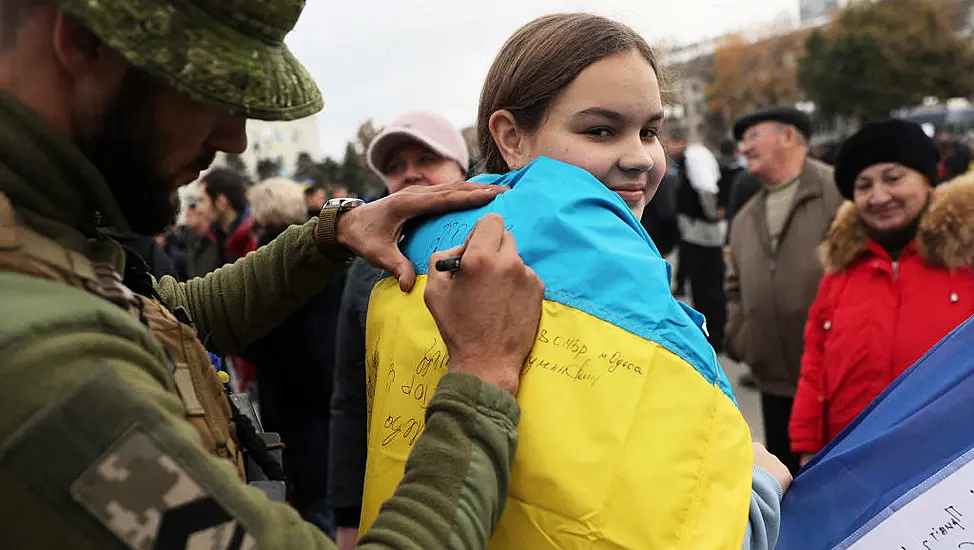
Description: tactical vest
xmin=0 ymin=193 xmax=246 ymax=480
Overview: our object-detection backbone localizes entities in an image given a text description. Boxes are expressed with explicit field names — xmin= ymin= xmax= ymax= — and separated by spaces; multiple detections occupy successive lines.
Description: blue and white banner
xmin=777 ymin=315 xmax=974 ymax=549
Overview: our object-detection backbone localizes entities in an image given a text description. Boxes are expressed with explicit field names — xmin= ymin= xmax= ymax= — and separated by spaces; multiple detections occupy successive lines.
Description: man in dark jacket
xmin=329 ymin=111 xmax=470 ymax=549
xmin=198 ymin=168 xmax=261 ymax=388
xmin=199 ymin=168 xmax=258 ymax=265
xmin=716 ymin=139 xmax=743 ymax=214
xmin=179 ymin=194 xmax=222 ymax=277
xmin=98 ymin=227 xmax=180 ymax=280
xmin=640 ymin=157 xmax=680 ymax=257
xmin=305 ymin=184 xmax=328 ymax=218
xmin=157 ymin=226 xmax=192 ymax=281
xmin=244 ymin=214 xmax=347 ymax=534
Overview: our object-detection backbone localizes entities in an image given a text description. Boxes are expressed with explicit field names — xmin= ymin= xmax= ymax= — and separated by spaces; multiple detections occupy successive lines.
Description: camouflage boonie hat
xmin=57 ymin=0 xmax=323 ymax=121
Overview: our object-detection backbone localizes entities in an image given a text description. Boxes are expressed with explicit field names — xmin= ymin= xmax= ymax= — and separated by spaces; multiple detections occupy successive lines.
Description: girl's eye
xmin=641 ymin=128 xmax=660 ymax=140
xmin=586 ymin=128 xmax=614 ymax=138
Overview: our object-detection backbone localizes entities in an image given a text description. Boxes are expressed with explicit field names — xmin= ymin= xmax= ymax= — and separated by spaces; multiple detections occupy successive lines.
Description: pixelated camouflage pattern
xmin=55 ymin=0 xmax=322 ymax=121
xmin=71 ymin=427 xmax=256 ymax=550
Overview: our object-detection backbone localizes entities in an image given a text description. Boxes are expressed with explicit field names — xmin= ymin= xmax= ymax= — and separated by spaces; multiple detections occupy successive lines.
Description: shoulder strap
xmin=0 ymin=193 xmax=140 ymax=313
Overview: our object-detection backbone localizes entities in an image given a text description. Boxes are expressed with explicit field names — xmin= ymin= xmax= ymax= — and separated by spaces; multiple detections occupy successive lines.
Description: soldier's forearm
xmin=358 ymin=373 xmax=520 ymax=549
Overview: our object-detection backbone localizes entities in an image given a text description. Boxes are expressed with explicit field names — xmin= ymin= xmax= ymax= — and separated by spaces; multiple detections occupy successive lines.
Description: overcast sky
xmin=286 ymin=0 xmax=797 ymax=158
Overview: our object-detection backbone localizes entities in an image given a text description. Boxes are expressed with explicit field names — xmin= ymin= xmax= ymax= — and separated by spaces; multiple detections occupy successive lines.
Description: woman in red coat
xmin=790 ymin=120 xmax=974 ymax=465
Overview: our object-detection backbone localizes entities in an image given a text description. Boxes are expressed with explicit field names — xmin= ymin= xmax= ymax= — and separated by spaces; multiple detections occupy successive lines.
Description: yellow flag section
xmin=362 ymin=275 xmax=753 ymax=549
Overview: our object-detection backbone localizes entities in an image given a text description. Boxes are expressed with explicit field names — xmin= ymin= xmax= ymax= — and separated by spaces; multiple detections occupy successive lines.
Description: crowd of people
xmin=646 ymin=106 xmax=974 ymax=478
xmin=3 ymin=1 xmax=974 ymax=549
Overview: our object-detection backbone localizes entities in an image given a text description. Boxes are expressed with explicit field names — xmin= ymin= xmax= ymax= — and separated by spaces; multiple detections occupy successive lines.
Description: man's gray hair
xmin=774 ymin=122 xmax=808 ymax=148
xmin=248 ymin=177 xmax=310 ymax=229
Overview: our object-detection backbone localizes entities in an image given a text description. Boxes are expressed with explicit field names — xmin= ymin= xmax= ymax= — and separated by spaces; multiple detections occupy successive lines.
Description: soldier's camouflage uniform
xmin=0 ymin=1 xmax=520 ymax=549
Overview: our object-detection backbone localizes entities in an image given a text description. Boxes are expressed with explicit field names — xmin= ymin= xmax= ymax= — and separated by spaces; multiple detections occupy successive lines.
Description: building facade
xmin=661 ymin=0 xmax=971 ymax=151
xmin=213 ymin=115 xmax=324 ymax=178
xmin=662 ymin=38 xmax=721 ymax=147
xmin=800 ymin=0 xmax=840 ymax=25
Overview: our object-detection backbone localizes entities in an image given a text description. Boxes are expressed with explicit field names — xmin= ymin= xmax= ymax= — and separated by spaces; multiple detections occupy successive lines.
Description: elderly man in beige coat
xmin=725 ymin=107 xmax=842 ymax=474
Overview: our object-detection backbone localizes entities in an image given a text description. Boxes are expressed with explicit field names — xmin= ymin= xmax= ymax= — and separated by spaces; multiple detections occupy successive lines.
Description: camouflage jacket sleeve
xmin=0 ymin=315 xmax=519 ymax=549
xmin=154 ymin=219 xmax=345 ymax=356
xmin=357 ymin=373 xmax=520 ymax=549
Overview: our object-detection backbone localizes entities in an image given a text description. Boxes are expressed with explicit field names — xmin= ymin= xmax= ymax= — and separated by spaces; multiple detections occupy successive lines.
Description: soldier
xmin=0 ymin=1 xmax=544 ymax=549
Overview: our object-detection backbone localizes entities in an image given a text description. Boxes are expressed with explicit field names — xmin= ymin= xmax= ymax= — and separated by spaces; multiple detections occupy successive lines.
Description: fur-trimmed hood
xmin=820 ymin=174 xmax=974 ymax=272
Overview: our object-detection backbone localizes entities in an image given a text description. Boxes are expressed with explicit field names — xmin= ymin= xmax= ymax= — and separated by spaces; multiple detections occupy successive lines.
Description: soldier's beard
xmin=79 ymin=71 xmax=197 ymax=236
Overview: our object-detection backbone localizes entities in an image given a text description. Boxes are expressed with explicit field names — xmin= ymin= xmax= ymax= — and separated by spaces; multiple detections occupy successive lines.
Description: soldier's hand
xmin=336 ymin=181 xmax=506 ymax=291
xmin=424 ymin=214 xmax=544 ymax=395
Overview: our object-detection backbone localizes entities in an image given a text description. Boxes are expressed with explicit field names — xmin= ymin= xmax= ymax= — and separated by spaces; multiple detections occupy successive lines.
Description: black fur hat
xmin=834 ymin=119 xmax=940 ymax=201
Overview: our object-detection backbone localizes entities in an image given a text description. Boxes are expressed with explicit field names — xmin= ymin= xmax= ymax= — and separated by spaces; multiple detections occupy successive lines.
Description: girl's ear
xmin=488 ymin=110 xmax=530 ymax=170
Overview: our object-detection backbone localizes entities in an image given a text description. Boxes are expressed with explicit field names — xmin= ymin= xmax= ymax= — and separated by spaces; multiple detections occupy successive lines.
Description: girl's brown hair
xmin=477 ymin=13 xmax=662 ymax=174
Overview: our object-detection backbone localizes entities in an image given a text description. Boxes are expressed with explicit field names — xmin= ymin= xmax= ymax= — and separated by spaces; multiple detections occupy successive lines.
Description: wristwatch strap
xmin=315 ymin=205 xmax=352 ymax=262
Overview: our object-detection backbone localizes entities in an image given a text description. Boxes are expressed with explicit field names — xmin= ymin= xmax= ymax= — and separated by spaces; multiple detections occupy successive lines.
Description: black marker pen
xmin=434 ymin=256 xmax=462 ymax=273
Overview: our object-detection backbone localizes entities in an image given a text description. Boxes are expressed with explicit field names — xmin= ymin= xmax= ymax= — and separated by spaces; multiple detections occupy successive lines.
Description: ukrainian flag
xmin=361 ymin=157 xmax=753 ymax=549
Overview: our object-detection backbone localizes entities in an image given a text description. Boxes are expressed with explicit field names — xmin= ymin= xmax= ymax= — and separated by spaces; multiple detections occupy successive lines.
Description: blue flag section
xmin=777 ymin=315 xmax=974 ymax=549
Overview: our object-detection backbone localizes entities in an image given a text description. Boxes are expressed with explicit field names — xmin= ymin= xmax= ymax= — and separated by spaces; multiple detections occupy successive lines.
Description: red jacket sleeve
xmin=790 ymin=275 xmax=832 ymax=454
xmin=226 ymin=224 xmax=259 ymax=262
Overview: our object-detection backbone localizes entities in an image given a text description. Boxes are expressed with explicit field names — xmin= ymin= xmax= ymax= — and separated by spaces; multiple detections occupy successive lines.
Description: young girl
xmin=362 ymin=13 xmax=789 ymax=549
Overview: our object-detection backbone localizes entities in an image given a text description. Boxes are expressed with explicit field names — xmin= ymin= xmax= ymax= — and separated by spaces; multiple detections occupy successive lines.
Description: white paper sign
xmin=845 ymin=456 xmax=974 ymax=549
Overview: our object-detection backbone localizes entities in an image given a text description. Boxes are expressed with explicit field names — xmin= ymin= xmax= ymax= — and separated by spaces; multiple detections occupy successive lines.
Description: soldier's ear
xmin=51 ymin=12 xmax=103 ymax=75
xmin=52 ymin=12 xmax=130 ymax=85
